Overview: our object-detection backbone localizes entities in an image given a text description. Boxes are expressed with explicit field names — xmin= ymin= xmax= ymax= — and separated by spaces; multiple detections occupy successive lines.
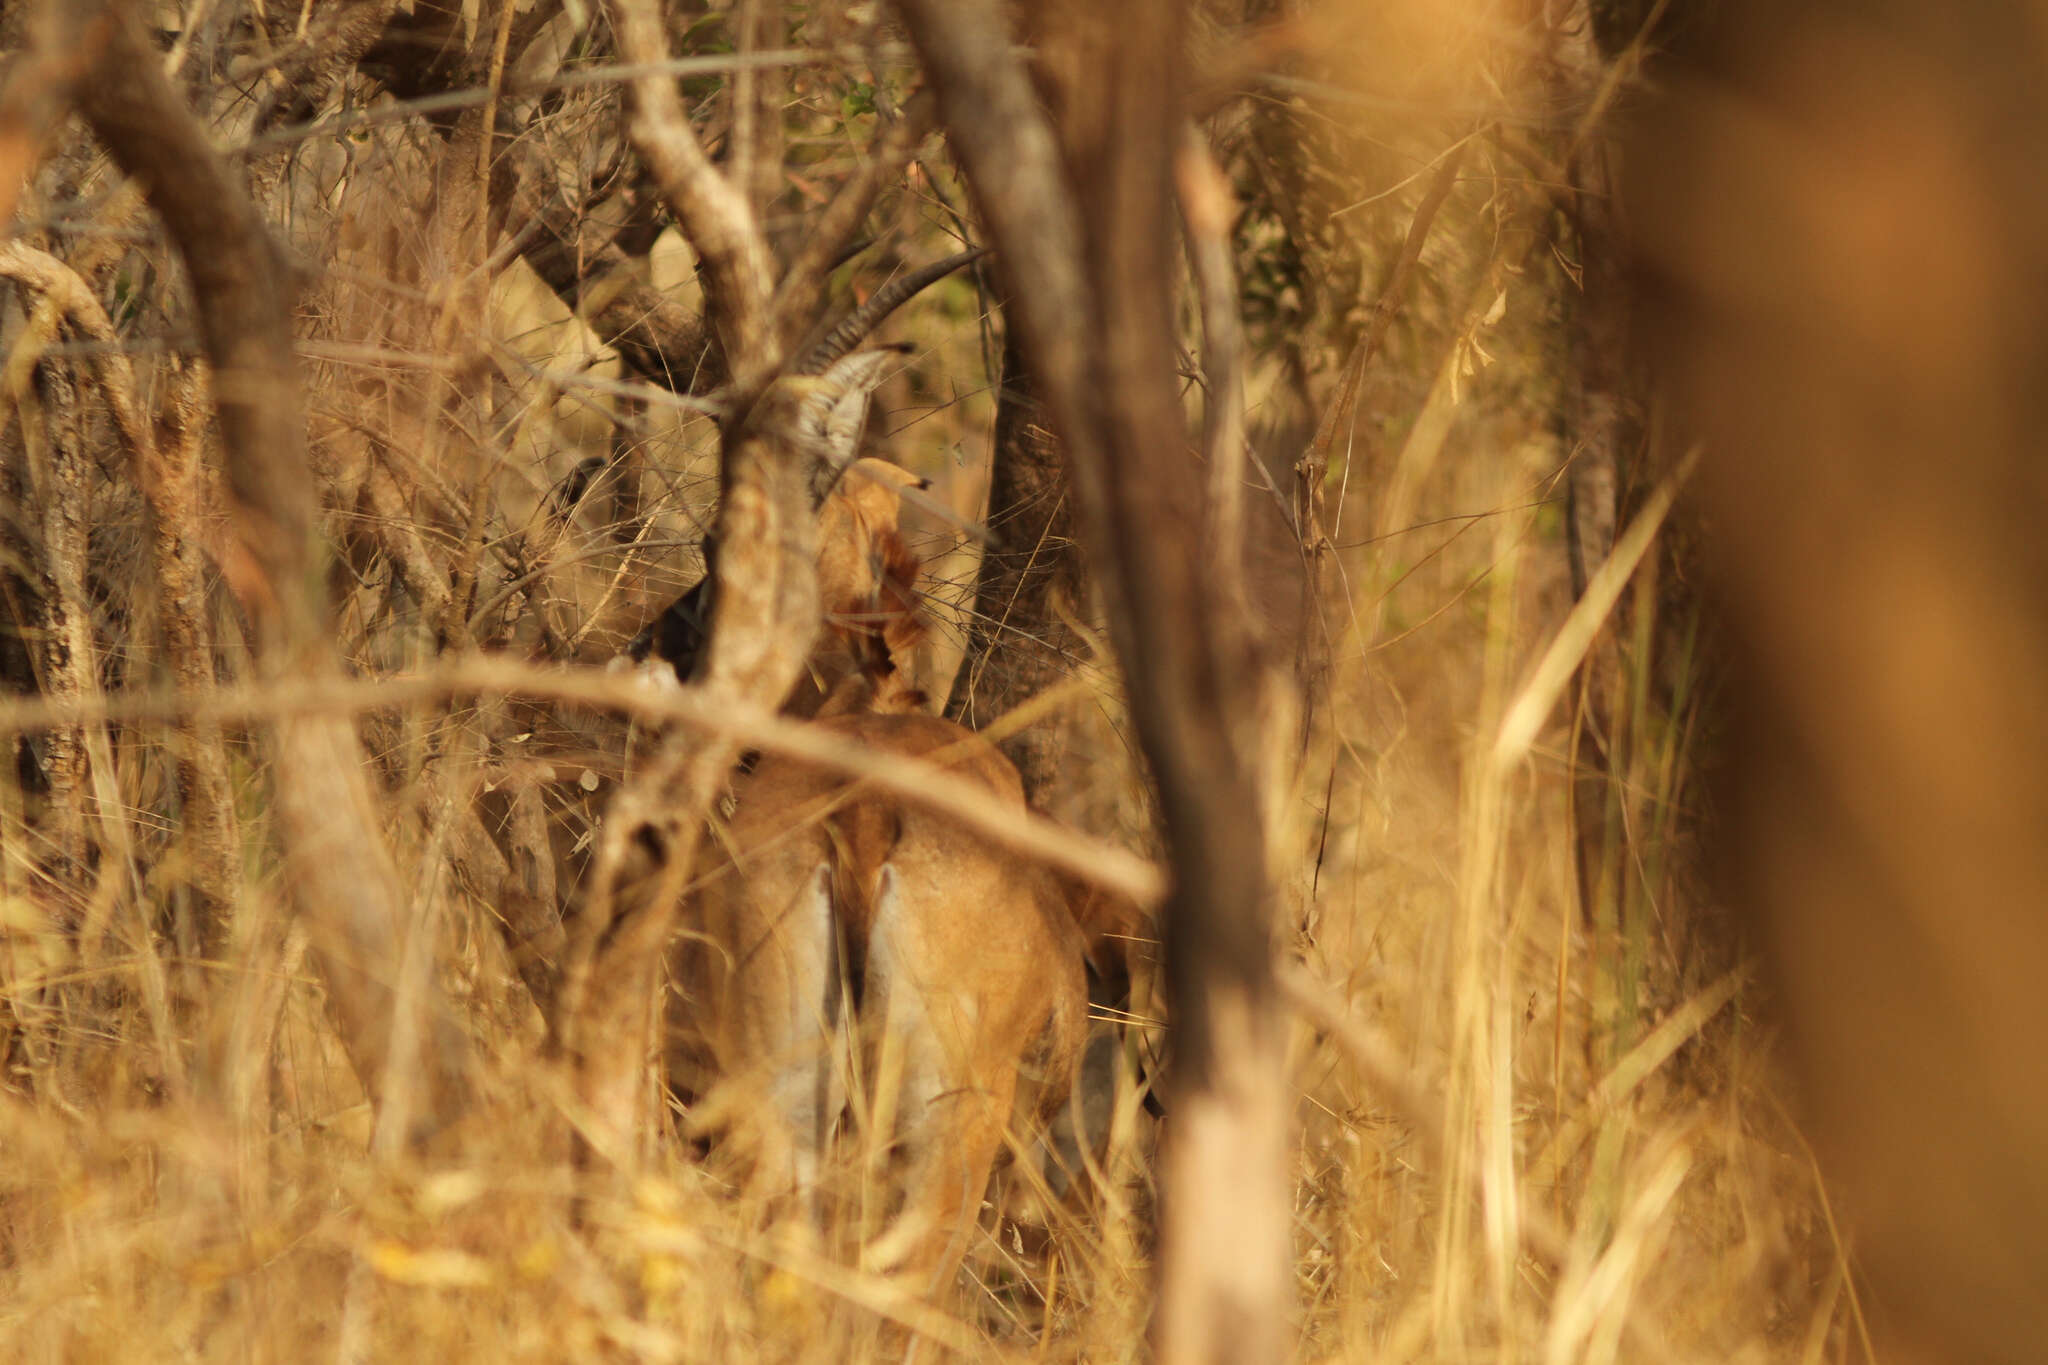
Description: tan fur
xmin=668 ymin=705 xmax=1090 ymax=1290
xmin=789 ymin=457 xmax=935 ymax=717
xmin=814 ymin=458 xmax=927 ymax=619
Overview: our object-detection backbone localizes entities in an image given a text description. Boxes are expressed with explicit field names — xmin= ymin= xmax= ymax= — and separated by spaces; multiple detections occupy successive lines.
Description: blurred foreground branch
xmin=1634 ymin=4 xmax=2048 ymax=1358
xmin=48 ymin=0 xmax=471 ymax=1147
xmin=899 ymin=1 xmax=1291 ymax=1358
xmin=554 ymin=0 xmax=818 ymax=1170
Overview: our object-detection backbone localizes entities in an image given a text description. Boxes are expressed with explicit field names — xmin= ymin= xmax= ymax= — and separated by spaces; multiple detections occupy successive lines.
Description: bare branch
xmin=729 ymin=0 xmax=786 ymax=240
xmin=1177 ymin=126 xmax=1248 ymax=593
xmin=0 ymin=658 xmax=1167 ymax=910
xmin=55 ymin=0 xmax=471 ymax=1145
xmin=899 ymin=2 xmax=1291 ymax=1358
xmin=605 ymin=0 xmax=777 ymax=375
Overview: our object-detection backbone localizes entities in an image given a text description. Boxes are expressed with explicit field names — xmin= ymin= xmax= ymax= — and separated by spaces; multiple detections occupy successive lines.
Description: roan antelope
xmin=626 ymin=455 xmax=935 ymax=714
xmin=666 ymin=681 xmax=1091 ymax=1286
xmin=640 ymin=424 xmax=1102 ymax=1291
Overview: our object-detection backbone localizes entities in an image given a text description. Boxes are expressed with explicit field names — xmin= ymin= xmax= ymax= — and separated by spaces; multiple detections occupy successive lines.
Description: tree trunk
xmin=900 ymin=2 xmax=1291 ymax=1358
xmin=942 ymin=330 xmax=1090 ymax=809
xmin=58 ymin=0 xmax=472 ymax=1146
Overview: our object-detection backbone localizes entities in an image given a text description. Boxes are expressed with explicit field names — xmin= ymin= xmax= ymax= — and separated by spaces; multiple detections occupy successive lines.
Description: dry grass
xmin=0 ymin=336 xmax=1849 ymax=1365
xmin=1284 ymin=426 xmax=1843 ymax=1364
xmin=0 ymin=4 xmax=1860 ymax=1362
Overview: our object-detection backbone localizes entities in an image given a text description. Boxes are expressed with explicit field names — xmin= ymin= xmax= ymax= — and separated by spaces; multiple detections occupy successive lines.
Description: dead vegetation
xmin=9 ymin=1 xmax=2027 ymax=1362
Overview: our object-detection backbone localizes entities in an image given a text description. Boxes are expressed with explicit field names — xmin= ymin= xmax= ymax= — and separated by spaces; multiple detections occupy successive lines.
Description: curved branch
xmin=57 ymin=0 xmax=470 ymax=1146
xmin=605 ymin=0 xmax=776 ymax=378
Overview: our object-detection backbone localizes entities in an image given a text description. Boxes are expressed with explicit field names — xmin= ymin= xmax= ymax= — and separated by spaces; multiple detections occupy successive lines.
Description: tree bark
xmin=900 ymin=2 xmax=1290 ymax=1359
xmin=8 ymin=332 xmax=92 ymax=886
xmin=942 ymin=331 xmax=1089 ymax=808
xmin=56 ymin=0 xmax=471 ymax=1146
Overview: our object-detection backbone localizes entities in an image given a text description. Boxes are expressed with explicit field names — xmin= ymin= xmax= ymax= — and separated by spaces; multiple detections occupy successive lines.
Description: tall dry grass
xmin=0 ymin=4 xmax=1858 ymax=1362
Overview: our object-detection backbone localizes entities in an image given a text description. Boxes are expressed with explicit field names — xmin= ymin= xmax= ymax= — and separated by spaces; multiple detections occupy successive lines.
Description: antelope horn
xmin=794 ymin=246 xmax=989 ymax=375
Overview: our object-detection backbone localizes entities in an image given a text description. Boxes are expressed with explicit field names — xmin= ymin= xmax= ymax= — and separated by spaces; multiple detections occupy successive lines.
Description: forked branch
xmin=605 ymin=0 xmax=777 ymax=380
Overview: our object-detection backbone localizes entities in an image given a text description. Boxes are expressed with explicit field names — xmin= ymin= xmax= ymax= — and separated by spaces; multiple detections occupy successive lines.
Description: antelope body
xmin=667 ymin=692 xmax=1090 ymax=1286
xmin=658 ymin=438 xmax=1093 ymax=1287
xmin=632 ymin=306 xmax=1128 ymax=1288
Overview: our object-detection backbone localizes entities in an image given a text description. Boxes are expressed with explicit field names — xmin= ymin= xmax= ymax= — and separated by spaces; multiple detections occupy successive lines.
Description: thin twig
xmin=0 ymin=656 xmax=1166 ymax=910
xmin=234 ymin=50 xmax=818 ymax=156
